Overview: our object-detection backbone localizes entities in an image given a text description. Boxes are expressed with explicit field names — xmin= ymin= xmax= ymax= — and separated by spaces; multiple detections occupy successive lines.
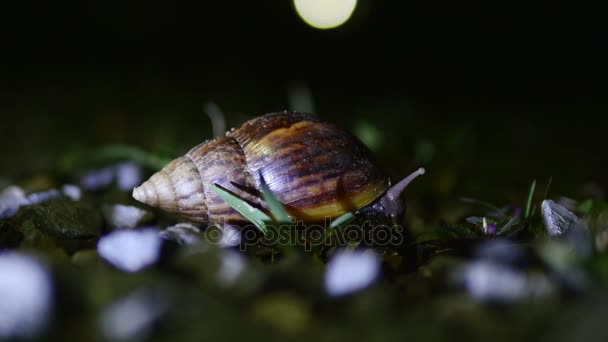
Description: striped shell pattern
xmin=132 ymin=112 xmax=389 ymax=225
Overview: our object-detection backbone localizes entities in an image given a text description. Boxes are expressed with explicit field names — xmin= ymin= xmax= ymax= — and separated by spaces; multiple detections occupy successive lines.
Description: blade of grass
xmin=94 ymin=144 xmax=172 ymax=170
xmin=329 ymin=212 xmax=355 ymax=230
xmin=211 ymin=183 xmax=270 ymax=234
xmin=525 ymin=179 xmax=537 ymax=219
xmin=497 ymin=216 xmax=519 ymax=235
xmin=258 ymin=172 xmax=291 ymax=223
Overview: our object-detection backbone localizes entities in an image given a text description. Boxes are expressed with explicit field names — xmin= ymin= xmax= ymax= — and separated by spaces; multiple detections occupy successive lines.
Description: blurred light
xmin=0 ymin=252 xmax=52 ymax=339
xmin=293 ymin=0 xmax=358 ymax=29
xmin=100 ymin=288 xmax=169 ymax=341
xmin=115 ymin=162 xmax=143 ymax=191
xmin=324 ymin=249 xmax=380 ymax=297
xmin=217 ymin=250 xmax=246 ymax=287
xmin=456 ymin=261 xmax=555 ymax=303
xmin=80 ymin=166 xmax=115 ymax=191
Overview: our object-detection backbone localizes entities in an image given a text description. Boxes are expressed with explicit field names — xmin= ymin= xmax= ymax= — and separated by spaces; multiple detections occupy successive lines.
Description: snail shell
xmin=133 ymin=112 xmax=391 ymax=225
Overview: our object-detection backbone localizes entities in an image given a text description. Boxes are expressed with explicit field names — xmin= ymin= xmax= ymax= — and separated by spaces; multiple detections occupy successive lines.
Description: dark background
xmin=1 ymin=1 xmax=606 ymax=204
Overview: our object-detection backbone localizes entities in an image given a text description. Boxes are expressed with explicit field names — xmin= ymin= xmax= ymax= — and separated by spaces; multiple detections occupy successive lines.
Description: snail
xmin=132 ymin=111 xmax=424 ymax=228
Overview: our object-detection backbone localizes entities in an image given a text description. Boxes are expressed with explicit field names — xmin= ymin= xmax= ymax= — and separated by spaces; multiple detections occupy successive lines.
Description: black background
xmin=1 ymin=1 xmax=606 ymax=199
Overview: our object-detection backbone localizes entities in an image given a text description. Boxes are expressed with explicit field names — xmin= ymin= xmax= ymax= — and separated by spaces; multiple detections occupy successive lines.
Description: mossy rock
xmin=10 ymin=199 xmax=103 ymax=254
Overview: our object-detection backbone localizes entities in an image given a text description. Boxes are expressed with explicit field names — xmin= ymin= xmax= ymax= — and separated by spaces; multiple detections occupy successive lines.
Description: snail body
xmin=133 ymin=112 xmax=423 ymax=227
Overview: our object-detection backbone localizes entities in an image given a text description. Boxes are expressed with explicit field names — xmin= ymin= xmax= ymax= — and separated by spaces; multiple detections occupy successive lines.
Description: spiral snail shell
xmin=132 ymin=112 xmax=424 ymax=226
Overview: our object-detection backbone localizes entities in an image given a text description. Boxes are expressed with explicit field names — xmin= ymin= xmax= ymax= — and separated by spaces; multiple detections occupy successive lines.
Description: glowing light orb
xmin=293 ymin=0 xmax=358 ymax=29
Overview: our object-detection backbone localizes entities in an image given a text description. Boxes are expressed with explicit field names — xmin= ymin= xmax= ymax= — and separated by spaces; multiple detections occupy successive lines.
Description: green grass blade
xmin=211 ymin=183 xmax=270 ymax=234
xmin=94 ymin=144 xmax=172 ymax=170
xmin=329 ymin=212 xmax=355 ymax=229
xmin=258 ymin=172 xmax=291 ymax=223
xmin=525 ymin=179 xmax=537 ymax=219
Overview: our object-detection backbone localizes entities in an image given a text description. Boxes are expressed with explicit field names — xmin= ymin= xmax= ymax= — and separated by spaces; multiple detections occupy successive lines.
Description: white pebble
xmin=0 ymin=186 xmax=29 ymax=219
xmin=97 ymin=228 xmax=162 ymax=273
xmin=102 ymin=204 xmax=150 ymax=229
xmin=160 ymin=223 xmax=202 ymax=246
xmin=0 ymin=252 xmax=53 ymax=338
xmin=542 ymin=199 xmax=585 ymax=237
xmin=324 ymin=249 xmax=381 ymax=297
xmin=61 ymin=184 xmax=82 ymax=201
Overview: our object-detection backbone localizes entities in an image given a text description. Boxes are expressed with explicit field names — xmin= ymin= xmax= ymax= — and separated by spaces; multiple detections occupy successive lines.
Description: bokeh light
xmin=293 ymin=0 xmax=358 ymax=29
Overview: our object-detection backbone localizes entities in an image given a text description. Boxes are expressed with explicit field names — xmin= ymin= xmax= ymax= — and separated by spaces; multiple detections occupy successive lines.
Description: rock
xmin=324 ymin=249 xmax=381 ymax=297
xmin=0 ymin=252 xmax=53 ymax=339
xmin=542 ymin=199 xmax=593 ymax=258
xmin=102 ymin=204 xmax=152 ymax=230
xmin=542 ymin=200 xmax=586 ymax=237
xmin=12 ymin=199 xmax=103 ymax=253
xmin=159 ymin=223 xmax=202 ymax=246
xmin=97 ymin=228 xmax=163 ymax=273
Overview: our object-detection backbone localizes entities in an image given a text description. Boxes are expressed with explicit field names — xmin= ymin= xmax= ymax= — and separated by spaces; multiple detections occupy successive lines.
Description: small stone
xmin=324 ymin=249 xmax=380 ymax=297
xmin=97 ymin=228 xmax=163 ymax=273
xmin=0 ymin=252 xmax=53 ymax=339
xmin=159 ymin=223 xmax=201 ymax=245
xmin=0 ymin=186 xmax=29 ymax=219
xmin=542 ymin=199 xmax=593 ymax=258
xmin=102 ymin=204 xmax=151 ymax=229
xmin=542 ymin=200 xmax=586 ymax=237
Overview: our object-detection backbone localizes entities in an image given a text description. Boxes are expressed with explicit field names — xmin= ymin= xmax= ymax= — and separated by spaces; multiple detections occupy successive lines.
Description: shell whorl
xmin=133 ymin=136 xmax=258 ymax=224
xmin=132 ymin=155 xmax=208 ymax=222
